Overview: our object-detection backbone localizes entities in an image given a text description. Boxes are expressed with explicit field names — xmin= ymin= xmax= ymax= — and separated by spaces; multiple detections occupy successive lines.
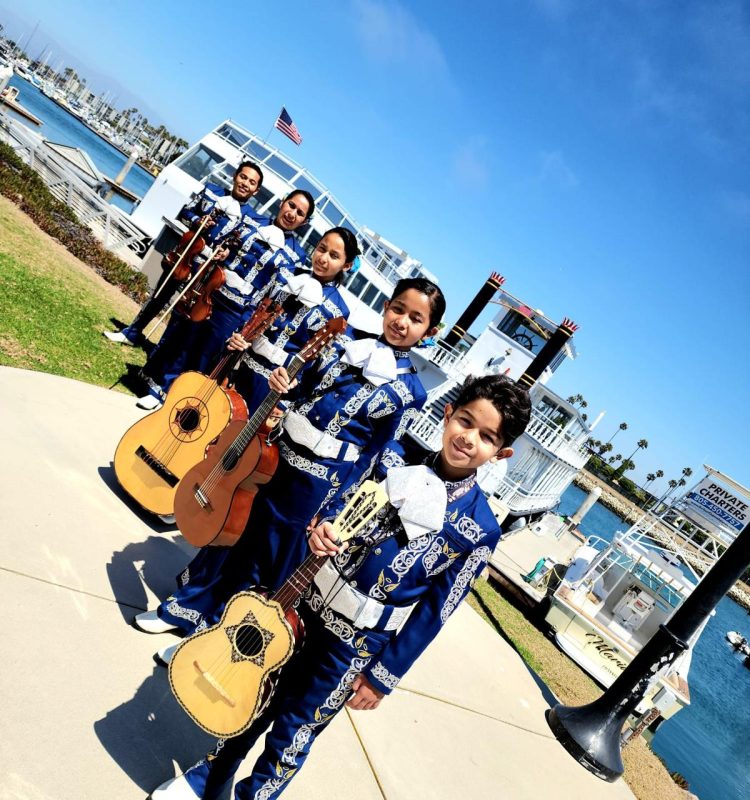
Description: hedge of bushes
xmin=0 ymin=140 xmax=149 ymax=303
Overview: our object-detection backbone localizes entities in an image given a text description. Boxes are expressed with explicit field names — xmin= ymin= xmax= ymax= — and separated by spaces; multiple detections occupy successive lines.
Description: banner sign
xmin=684 ymin=477 xmax=749 ymax=534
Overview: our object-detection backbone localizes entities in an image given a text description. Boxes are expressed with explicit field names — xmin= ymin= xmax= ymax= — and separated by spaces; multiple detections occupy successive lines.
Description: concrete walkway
xmin=0 ymin=366 xmax=635 ymax=800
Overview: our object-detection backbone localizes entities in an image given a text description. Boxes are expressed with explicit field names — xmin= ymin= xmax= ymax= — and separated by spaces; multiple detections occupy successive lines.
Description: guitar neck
xmin=222 ymin=353 xmax=306 ymax=458
xmin=271 ymin=553 xmax=328 ymax=612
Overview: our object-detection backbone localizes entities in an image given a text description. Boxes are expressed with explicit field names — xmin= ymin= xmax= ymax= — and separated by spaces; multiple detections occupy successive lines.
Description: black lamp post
xmin=547 ymin=519 xmax=750 ymax=781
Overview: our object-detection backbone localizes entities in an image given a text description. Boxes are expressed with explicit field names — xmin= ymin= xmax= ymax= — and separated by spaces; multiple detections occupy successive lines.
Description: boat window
xmin=497 ymin=310 xmax=547 ymax=354
xmin=345 ymin=272 xmax=368 ymax=296
xmin=302 ymin=229 xmax=322 ymax=257
xmin=243 ymin=140 xmax=270 ymax=162
xmin=361 ymin=284 xmax=383 ymax=309
xmin=293 ymin=174 xmax=322 ymax=200
xmin=341 ymin=218 xmax=358 ymax=237
xmin=175 ymin=144 xmax=226 ymax=182
xmin=266 ymin=154 xmax=298 ymax=181
xmin=216 ymin=123 xmax=249 ymax=148
xmin=250 ymin=186 xmax=274 ymax=213
xmin=322 ymin=201 xmax=344 ymax=226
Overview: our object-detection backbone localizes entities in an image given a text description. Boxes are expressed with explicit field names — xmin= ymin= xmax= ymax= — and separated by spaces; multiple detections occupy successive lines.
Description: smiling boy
xmin=150 ymin=373 xmax=530 ymax=800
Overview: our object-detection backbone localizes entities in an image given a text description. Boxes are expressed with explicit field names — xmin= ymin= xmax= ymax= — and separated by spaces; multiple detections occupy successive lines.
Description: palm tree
xmin=625 ymin=438 xmax=649 ymax=464
xmin=606 ymin=422 xmax=628 ymax=445
xmin=608 ymin=453 xmax=622 ymax=464
xmin=681 ymin=467 xmax=693 ymax=482
xmin=597 ymin=441 xmax=613 ymax=457
xmin=644 ymin=473 xmax=656 ymax=490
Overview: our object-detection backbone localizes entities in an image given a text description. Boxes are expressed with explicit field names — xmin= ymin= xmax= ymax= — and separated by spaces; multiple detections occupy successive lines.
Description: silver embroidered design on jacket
xmin=370 ymin=661 xmax=400 ymax=689
xmin=440 ymin=546 xmax=491 ymax=623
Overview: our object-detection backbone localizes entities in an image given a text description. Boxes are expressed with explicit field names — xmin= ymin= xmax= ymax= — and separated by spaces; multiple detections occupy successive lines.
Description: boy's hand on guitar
xmin=269 ymin=367 xmax=297 ymax=394
xmin=346 ymin=675 xmax=384 ymax=711
xmin=308 ymin=520 xmax=348 ymax=557
xmin=226 ymin=332 xmax=251 ymax=352
xmin=198 ymin=214 xmax=216 ymax=228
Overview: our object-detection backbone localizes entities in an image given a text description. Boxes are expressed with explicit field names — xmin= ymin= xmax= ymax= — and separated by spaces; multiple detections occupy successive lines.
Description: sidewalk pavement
xmin=0 ymin=366 xmax=635 ymax=800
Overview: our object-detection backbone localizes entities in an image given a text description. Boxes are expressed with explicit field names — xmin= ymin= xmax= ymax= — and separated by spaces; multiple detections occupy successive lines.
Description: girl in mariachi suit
xmin=132 ymin=226 xmax=358 ymax=638
xmin=140 ymin=278 xmax=446 ymax=665
xmin=134 ymin=190 xmax=315 ymax=410
xmin=149 ymin=374 xmax=532 ymax=800
xmin=103 ymin=161 xmax=266 ymax=350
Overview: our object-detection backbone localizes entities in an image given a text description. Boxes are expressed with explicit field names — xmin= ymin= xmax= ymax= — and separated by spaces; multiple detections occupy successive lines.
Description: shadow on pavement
xmin=94 ymin=665 xmax=215 ymax=795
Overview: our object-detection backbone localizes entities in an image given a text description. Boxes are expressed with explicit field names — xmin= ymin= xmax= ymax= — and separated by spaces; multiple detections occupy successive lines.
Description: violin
xmin=175 ymin=229 xmax=241 ymax=322
xmin=161 ymin=212 xmax=216 ymax=282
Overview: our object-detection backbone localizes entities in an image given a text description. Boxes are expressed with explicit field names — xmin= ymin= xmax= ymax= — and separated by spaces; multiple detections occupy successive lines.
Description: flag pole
xmin=260 ymin=108 xmax=282 ymax=145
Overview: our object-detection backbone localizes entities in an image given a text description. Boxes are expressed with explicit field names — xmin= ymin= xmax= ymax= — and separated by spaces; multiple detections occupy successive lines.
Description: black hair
xmin=389 ymin=277 xmax=446 ymax=329
xmin=236 ymin=160 xmax=264 ymax=189
xmin=452 ymin=374 xmax=531 ymax=447
xmin=318 ymin=227 xmax=361 ymax=286
xmin=283 ymin=189 xmax=315 ymax=221
xmin=322 ymin=226 xmax=361 ymax=262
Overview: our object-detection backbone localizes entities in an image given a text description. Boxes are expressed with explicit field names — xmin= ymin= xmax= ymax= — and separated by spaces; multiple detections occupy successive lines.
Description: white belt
xmin=313 ymin=560 xmax=416 ymax=631
xmin=251 ymin=334 xmax=287 ymax=366
xmin=283 ymin=411 xmax=360 ymax=462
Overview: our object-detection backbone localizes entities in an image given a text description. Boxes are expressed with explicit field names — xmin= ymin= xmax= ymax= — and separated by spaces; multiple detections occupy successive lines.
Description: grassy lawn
xmin=468 ymin=577 xmax=690 ymax=800
xmin=0 ymin=196 xmax=153 ymax=389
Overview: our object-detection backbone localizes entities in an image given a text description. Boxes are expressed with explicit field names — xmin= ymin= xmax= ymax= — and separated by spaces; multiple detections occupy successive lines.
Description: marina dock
xmin=0 ymin=365 xmax=635 ymax=800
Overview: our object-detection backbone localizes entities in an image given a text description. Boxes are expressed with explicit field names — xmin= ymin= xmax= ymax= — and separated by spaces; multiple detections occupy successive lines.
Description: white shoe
xmin=157 ymin=513 xmax=176 ymax=525
xmin=103 ymin=330 xmax=136 ymax=345
xmin=133 ymin=610 xmax=178 ymax=635
xmin=149 ymin=773 xmax=199 ymax=800
xmin=155 ymin=642 xmax=179 ymax=667
xmin=136 ymin=393 xmax=163 ymax=410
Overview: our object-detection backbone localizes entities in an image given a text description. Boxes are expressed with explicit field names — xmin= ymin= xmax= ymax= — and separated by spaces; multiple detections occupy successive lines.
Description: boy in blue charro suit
xmin=150 ymin=373 xmax=531 ymax=800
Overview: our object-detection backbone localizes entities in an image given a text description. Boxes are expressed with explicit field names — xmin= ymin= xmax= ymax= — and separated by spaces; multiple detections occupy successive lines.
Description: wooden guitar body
xmin=173 ymin=418 xmax=279 ymax=546
xmin=113 ymin=371 xmax=247 ymax=515
xmin=168 ymin=591 xmax=301 ymax=738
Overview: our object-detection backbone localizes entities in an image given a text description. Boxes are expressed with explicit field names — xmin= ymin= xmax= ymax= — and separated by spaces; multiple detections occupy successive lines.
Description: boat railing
xmin=489 ymin=478 xmax=569 ymax=516
xmin=0 ymin=111 xmax=147 ymax=261
xmin=524 ymin=410 xmax=589 ymax=468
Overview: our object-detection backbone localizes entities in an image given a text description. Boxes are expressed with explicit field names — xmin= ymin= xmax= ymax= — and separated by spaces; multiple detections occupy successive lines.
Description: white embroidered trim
xmin=440 ymin=546 xmax=491 ymax=624
xmin=278 ymin=441 xmax=330 ymax=480
xmin=253 ymin=655 xmax=369 ymax=799
xmin=370 ymin=661 xmax=399 ymax=690
xmin=454 ymin=513 xmax=484 ymax=544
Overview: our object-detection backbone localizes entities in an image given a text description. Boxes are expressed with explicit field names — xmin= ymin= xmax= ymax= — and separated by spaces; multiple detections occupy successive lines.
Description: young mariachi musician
xmin=103 ymin=161 xmax=265 ymax=348
xmin=134 ymin=278 xmax=444 ymax=652
xmin=149 ymin=373 xmax=531 ymax=799
xmin=133 ymin=189 xmax=315 ymax=410
xmin=132 ymin=226 xmax=357 ymax=637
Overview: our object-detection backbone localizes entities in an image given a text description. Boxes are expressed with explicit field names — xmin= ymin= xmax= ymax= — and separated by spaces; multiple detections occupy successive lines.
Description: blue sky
xmin=3 ymin=0 xmax=749 ymax=495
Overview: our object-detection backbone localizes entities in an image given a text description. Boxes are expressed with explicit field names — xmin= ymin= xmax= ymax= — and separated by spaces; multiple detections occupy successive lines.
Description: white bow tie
xmin=284 ymin=272 xmax=324 ymax=308
xmin=214 ymin=194 xmax=242 ymax=220
xmin=384 ymin=465 xmax=447 ymax=539
xmin=341 ymin=338 xmax=398 ymax=386
xmin=255 ymin=224 xmax=286 ymax=249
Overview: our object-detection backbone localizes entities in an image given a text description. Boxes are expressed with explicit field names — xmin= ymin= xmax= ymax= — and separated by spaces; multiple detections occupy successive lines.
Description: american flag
xmin=274 ymin=107 xmax=303 ymax=145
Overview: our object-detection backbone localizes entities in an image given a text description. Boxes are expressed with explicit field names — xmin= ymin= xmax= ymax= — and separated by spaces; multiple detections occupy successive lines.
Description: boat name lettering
xmin=583 ymin=633 xmax=628 ymax=671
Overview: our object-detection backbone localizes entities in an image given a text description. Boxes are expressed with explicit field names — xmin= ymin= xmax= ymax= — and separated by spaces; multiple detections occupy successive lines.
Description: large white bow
xmin=284 ymin=272 xmax=324 ymax=308
xmin=255 ymin=224 xmax=286 ymax=249
xmin=384 ymin=465 xmax=447 ymax=539
xmin=214 ymin=194 xmax=242 ymax=220
xmin=341 ymin=337 xmax=398 ymax=386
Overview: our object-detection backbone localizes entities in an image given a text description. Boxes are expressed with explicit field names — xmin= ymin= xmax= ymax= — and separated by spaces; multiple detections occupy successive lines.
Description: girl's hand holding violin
xmin=198 ymin=214 xmax=216 ymax=229
xmin=215 ymin=246 xmax=230 ymax=261
xmin=268 ymin=367 xmax=298 ymax=395
xmin=226 ymin=332 xmax=251 ymax=352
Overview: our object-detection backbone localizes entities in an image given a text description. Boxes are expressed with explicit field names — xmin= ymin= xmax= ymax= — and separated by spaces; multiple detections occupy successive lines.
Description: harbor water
xmin=3 ymin=74 xmax=155 ymax=213
xmin=558 ymin=483 xmax=750 ymax=800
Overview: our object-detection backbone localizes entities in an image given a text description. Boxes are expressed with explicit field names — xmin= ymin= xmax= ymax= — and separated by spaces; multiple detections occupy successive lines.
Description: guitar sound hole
xmin=177 ymin=407 xmax=201 ymax=432
xmin=234 ymin=624 xmax=264 ymax=658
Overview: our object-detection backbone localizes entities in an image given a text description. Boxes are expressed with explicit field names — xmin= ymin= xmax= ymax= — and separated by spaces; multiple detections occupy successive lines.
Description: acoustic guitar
xmin=169 ymin=479 xmax=389 ymax=737
xmin=173 ymin=316 xmax=347 ymax=545
xmin=113 ymin=300 xmax=282 ymax=516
